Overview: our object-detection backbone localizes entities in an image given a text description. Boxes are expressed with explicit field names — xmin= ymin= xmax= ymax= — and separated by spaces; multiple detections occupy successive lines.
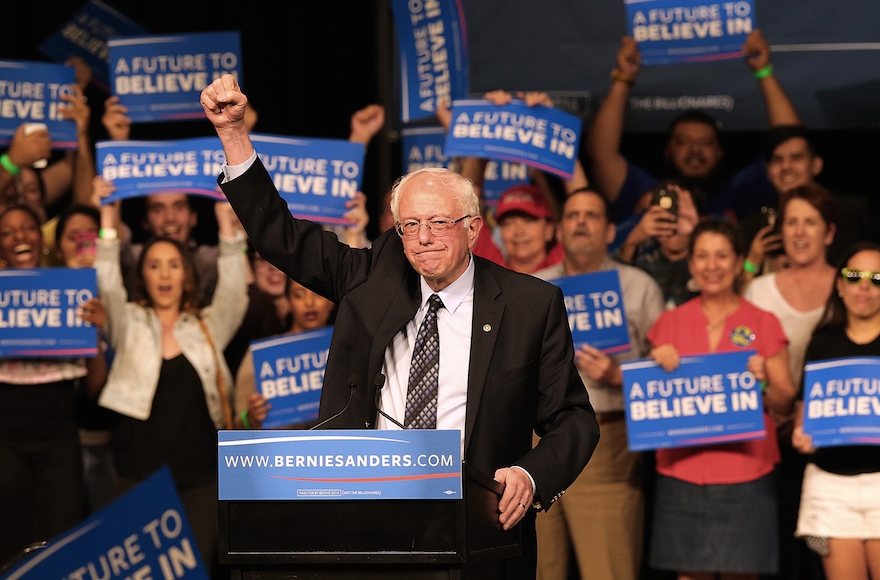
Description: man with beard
xmin=586 ymin=29 xmax=800 ymax=223
xmin=532 ymin=187 xmax=664 ymax=580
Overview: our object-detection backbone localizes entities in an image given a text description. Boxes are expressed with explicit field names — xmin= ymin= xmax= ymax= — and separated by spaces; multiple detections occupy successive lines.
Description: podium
xmin=217 ymin=430 xmax=521 ymax=579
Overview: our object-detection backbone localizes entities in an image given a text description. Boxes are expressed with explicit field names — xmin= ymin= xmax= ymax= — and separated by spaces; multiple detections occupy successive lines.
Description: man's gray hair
xmin=389 ymin=168 xmax=480 ymax=224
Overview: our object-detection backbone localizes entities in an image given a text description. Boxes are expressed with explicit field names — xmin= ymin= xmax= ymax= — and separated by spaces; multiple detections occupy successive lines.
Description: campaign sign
xmin=108 ymin=31 xmax=242 ymax=122
xmin=481 ymin=159 xmax=530 ymax=208
xmin=251 ymin=327 xmax=333 ymax=429
xmin=802 ymin=357 xmax=880 ymax=447
xmin=252 ymin=133 xmax=365 ymax=225
xmin=444 ymin=99 xmax=582 ymax=180
xmin=400 ymin=125 xmax=528 ymax=206
xmin=390 ymin=0 xmax=469 ymax=123
xmin=622 ymin=350 xmax=765 ymax=451
xmin=96 ymin=137 xmax=225 ymax=202
xmin=401 ymin=125 xmax=450 ymax=173
xmin=39 ymin=0 xmax=149 ymax=92
xmin=0 ymin=268 xmax=97 ymax=358
xmin=0 ymin=467 xmax=209 ymax=580
xmin=0 ymin=60 xmax=77 ymax=148
xmin=218 ymin=429 xmax=462 ymax=500
xmin=625 ymin=0 xmax=755 ymax=65
xmin=551 ymin=270 xmax=631 ymax=354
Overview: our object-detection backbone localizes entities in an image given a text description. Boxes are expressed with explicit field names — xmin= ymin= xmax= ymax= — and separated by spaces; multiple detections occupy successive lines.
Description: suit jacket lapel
xmin=464 ymin=260 xmax=503 ymax=452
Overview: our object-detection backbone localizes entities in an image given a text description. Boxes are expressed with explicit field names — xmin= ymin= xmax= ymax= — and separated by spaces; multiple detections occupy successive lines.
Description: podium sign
xmin=218 ymin=429 xmax=462 ymax=501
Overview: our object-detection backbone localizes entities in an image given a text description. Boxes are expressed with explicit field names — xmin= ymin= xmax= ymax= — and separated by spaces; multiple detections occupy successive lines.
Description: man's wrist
xmin=0 ymin=153 xmax=20 ymax=176
xmin=753 ymin=64 xmax=774 ymax=80
xmin=610 ymin=68 xmax=635 ymax=87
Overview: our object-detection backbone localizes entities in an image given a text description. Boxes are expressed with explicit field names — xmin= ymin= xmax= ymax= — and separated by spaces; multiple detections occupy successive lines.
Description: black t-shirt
xmin=114 ymin=354 xmax=217 ymax=487
xmin=802 ymin=327 xmax=880 ymax=475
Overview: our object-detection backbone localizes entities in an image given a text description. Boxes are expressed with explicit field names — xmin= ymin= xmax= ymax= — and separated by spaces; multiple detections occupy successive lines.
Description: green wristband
xmin=240 ymin=409 xmax=251 ymax=430
xmin=0 ymin=153 xmax=20 ymax=176
xmin=743 ymin=259 xmax=759 ymax=274
xmin=753 ymin=64 xmax=774 ymax=80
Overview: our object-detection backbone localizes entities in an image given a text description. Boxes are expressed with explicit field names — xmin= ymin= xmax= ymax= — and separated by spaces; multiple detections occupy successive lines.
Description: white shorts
xmin=796 ymin=462 xmax=880 ymax=539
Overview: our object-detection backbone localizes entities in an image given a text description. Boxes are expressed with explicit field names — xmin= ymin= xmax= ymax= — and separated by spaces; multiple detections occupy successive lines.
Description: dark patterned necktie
xmin=404 ymin=294 xmax=443 ymax=429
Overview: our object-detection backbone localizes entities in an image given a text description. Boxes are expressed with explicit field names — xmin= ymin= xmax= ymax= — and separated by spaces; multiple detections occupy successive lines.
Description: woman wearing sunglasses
xmin=793 ymin=242 xmax=880 ymax=580
xmin=742 ymin=184 xmax=837 ymax=580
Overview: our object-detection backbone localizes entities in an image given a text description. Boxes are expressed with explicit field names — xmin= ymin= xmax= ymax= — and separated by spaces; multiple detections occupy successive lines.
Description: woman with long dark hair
xmin=794 ymin=242 xmax=880 ymax=580
xmin=93 ymin=180 xmax=248 ymax=575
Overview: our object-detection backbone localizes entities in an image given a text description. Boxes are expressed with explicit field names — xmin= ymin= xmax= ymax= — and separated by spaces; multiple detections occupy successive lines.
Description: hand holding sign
xmin=576 ymin=343 xmax=623 ymax=386
xmin=616 ymin=36 xmax=642 ymax=81
xmin=101 ymin=95 xmax=132 ymax=141
xmin=650 ymin=343 xmax=680 ymax=372
xmin=7 ymin=123 xmax=52 ymax=169
xmin=742 ymin=29 xmax=770 ymax=73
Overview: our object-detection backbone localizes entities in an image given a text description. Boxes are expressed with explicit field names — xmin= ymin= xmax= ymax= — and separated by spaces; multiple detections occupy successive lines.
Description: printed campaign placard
xmin=0 ymin=60 xmax=78 ymax=148
xmin=0 ymin=268 xmax=97 ymax=358
xmin=250 ymin=327 xmax=333 ymax=429
xmin=624 ymin=0 xmax=755 ymax=65
xmin=444 ymin=99 xmax=582 ymax=180
xmin=802 ymin=357 xmax=880 ymax=447
xmin=39 ymin=0 xmax=149 ymax=92
xmin=622 ymin=350 xmax=765 ymax=451
xmin=0 ymin=467 xmax=209 ymax=580
xmin=400 ymin=125 xmax=529 ymax=207
xmin=108 ymin=31 xmax=242 ymax=122
xmin=550 ymin=270 xmax=631 ymax=354
xmin=218 ymin=429 xmax=462 ymax=501
xmin=481 ymin=159 xmax=530 ymax=208
xmin=401 ymin=125 xmax=450 ymax=173
xmin=390 ymin=0 xmax=469 ymax=123
xmin=252 ymin=133 xmax=365 ymax=225
xmin=96 ymin=137 xmax=226 ymax=202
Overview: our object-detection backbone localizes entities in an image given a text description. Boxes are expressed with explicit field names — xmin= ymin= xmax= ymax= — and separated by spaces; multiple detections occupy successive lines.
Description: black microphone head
xmin=348 ymin=374 xmax=359 ymax=389
xmin=373 ymin=373 xmax=386 ymax=389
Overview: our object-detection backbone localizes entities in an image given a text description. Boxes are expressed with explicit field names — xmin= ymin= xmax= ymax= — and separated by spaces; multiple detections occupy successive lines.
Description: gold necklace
xmin=706 ymin=320 xmax=725 ymax=332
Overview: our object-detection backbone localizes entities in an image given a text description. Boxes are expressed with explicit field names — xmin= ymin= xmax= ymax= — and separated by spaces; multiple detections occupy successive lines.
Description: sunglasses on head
xmin=841 ymin=268 xmax=880 ymax=287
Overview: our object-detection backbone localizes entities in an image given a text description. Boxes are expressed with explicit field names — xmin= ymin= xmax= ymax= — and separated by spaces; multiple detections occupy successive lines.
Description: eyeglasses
xmin=841 ymin=268 xmax=880 ymax=287
xmin=395 ymin=216 xmax=470 ymax=238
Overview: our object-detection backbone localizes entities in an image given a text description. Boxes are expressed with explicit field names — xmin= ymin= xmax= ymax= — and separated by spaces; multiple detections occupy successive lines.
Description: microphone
xmin=308 ymin=374 xmax=358 ymax=430
xmin=373 ymin=373 xmax=405 ymax=429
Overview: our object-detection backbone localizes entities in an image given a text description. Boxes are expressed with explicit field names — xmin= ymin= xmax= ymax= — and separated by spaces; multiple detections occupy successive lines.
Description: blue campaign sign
xmin=624 ymin=0 xmax=755 ymax=65
xmin=0 ymin=60 xmax=77 ymax=148
xmin=802 ymin=357 xmax=880 ymax=447
xmin=481 ymin=159 xmax=530 ymax=208
xmin=0 ymin=467 xmax=209 ymax=580
xmin=108 ymin=31 xmax=242 ymax=123
xmin=444 ymin=99 xmax=582 ymax=180
xmin=38 ymin=0 xmax=149 ymax=92
xmin=217 ymin=429 xmax=462 ymax=501
xmin=252 ymin=133 xmax=365 ymax=225
xmin=0 ymin=268 xmax=97 ymax=358
xmin=551 ymin=270 xmax=631 ymax=354
xmin=622 ymin=350 xmax=765 ymax=451
xmin=390 ymin=0 xmax=469 ymax=123
xmin=399 ymin=125 xmax=528 ymax=206
xmin=401 ymin=125 xmax=450 ymax=173
xmin=96 ymin=137 xmax=226 ymax=202
xmin=250 ymin=327 xmax=333 ymax=429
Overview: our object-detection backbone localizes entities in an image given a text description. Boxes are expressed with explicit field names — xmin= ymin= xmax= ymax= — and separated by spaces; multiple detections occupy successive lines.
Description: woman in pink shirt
xmin=646 ymin=218 xmax=796 ymax=580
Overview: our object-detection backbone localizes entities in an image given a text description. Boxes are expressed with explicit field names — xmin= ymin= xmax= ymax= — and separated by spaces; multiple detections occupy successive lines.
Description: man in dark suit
xmin=201 ymin=75 xmax=599 ymax=577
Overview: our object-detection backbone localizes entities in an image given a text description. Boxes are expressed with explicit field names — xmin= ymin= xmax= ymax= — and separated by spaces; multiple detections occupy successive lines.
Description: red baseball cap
xmin=494 ymin=185 xmax=553 ymax=221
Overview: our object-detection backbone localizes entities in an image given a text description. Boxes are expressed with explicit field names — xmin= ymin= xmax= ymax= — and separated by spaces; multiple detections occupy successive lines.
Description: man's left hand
xmin=494 ymin=467 xmax=534 ymax=531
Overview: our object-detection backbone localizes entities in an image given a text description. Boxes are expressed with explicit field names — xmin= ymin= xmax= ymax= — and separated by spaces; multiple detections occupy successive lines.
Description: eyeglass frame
xmin=395 ymin=215 xmax=472 ymax=238
xmin=840 ymin=267 xmax=880 ymax=287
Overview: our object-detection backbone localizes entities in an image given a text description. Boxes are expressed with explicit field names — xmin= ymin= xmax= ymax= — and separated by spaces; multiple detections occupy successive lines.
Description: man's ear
xmin=605 ymin=222 xmax=617 ymax=246
xmin=811 ymin=155 xmax=824 ymax=178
